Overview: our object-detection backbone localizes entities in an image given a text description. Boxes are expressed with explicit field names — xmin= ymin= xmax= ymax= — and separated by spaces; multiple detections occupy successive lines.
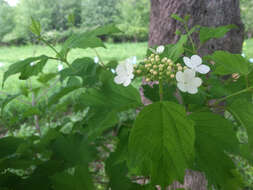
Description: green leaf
xmin=51 ymin=134 xmax=96 ymax=165
xmin=29 ymin=17 xmax=41 ymax=36
xmin=37 ymin=73 xmax=57 ymax=84
xmin=142 ymin=84 xmax=177 ymax=103
xmin=128 ymin=101 xmax=195 ymax=187
xmin=0 ymin=94 xmax=21 ymax=114
xmin=3 ymin=55 xmax=49 ymax=87
xmin=84 ymin=108 xmax=118 ymax=141
xmin=189 ymin=112 xmax=242 ymax=189
xmin=227 ymin=99 xmax=253 ymax=152
xmin=48 ymin=85 xmax=82 ymax=107
xmin=199 ymin=25 xmax=237 ymax=44
xmin=168 ymin=35 xmax=187 ymax=61
xmin=80 ymin=73 xmax=142 ymax=111
xmin=0 ymin=137 xmax=24 ymax=158
xmin=60 ymin=25 xmax=121 ymax=57
xmin=207 ymin=51 xmax=249 ymax=75
xmin=51 ymin=165 xmax=94 ymax=190
xmin=60 ymin=57 xmax=99 ymax=87
xmin=171 ymin=14 xmax=185 ymax=23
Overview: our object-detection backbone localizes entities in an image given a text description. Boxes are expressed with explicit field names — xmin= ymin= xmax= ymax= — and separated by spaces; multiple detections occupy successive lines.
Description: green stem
xmin=214 ymin=86 xmax=253 ymax=105
xmin=159 ymin=80 xmax=163 ymax=101
xmin=93 ymin=49 xmax=105 ymax=67
xmin=184 ymin=23 xmax=196 ymax=53
xmin=39 ymin=38 xmax=61 ymax=58
xmin=39 ymin=37 xmax=73 ymax=69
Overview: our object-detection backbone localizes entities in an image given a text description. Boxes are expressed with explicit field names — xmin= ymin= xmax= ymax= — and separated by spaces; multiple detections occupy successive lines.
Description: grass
xmin=0 ymin=42 xmax=147 ymax=93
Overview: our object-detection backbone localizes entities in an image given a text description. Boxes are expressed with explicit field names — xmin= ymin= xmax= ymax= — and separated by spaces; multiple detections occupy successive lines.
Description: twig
xmin=93 ymin=49 xmax=105 ymax=67
xmin=28 ymin=80 xmax=41 ymax=136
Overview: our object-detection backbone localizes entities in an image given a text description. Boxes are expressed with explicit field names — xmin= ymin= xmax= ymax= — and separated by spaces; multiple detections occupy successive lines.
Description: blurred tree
xmin=3 ymin=0 xmax=82 ymax=43
xmin=81 ymin=0 xmax=119 ymax=28
xmin=116 ymin=0 xmax=150 ymax=41
xmin=0 ymin=0 xmax=15 ymax=41
xmin=240 ymin=0 xmax=253 ymax=38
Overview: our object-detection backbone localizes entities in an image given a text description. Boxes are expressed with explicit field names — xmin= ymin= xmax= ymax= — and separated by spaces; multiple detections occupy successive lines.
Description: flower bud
xmin=136 ymin=70 xmax=142 ymax=74
xmin=167 ymin=66 xmax=172 ymax=70
xmin=183 ymin=66 xmax=188 ymax=70
xmin=177 ymin=66 xmax=183 ymax=71
xmin=170 ymin=74 xmax=175 ymax=78
xmin=166 ymin=71 xmax=171 ymax=75
xmin=145 ymin=78 xmax=151 ymax=82
xmin=176 ymin=63 xmax=181 ymax=67
xmin=153 ymin=71 xmax=158 ymax=75
xmin=153 ymin=65 xmax=158 ymax=69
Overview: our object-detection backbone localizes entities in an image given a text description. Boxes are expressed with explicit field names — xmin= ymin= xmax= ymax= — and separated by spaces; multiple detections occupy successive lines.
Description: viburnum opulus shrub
xmin=0 ymin=15 xmax=253 ymax=190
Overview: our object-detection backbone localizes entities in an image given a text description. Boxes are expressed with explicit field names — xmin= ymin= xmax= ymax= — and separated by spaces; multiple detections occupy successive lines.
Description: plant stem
xmin=93 ymin=49 xmax=105 ymax=67
xmin=159 ymin=80 xmax=163 ymax=101
xmin=214 ymin=86 xmax=253 ymax=105
xmin=184 ymin=23 xmax=196 ymax=53
xmin=28 ymin=79 xmax=41 ymax=136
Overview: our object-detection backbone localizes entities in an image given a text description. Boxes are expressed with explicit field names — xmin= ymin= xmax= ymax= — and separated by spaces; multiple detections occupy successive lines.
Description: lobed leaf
xmin=128 ymin=101 xmax=195 ymax=187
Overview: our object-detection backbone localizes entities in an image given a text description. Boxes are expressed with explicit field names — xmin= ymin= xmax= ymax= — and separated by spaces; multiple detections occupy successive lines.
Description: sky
xmin=5 ymin=0 xmax=19 ymax=6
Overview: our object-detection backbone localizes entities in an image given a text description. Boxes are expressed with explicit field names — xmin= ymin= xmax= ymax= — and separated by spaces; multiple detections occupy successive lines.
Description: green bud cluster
xmin=133 ymin=53 xmax=187 ymax=82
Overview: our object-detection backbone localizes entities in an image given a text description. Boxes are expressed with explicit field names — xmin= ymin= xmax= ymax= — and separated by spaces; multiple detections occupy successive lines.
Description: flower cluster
xmin=133 ymin=54 xmax=187 ymax=82
xmin=113 ymin=45 xmax=211 ymax=95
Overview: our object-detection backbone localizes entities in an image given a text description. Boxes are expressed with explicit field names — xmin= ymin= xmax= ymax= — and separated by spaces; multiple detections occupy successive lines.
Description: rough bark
xmin=147 ymin=0 xmax=244 ymax=189
xmin=149 ymin=0 xmax=244 ymax=55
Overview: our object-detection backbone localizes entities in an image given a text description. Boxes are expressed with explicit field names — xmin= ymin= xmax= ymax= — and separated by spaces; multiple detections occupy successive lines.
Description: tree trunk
xmin=149 ymin=0 xmax=244 ymax=55
xmin=148 ymin=0 xmax=244 ymax=189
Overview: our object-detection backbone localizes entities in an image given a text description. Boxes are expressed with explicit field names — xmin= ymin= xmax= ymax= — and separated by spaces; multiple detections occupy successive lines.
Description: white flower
xmin=58 ymin=64 xmax=63 ymax=71
xmin=249 ymin=58 xmax=253 ymax=63
xmin=156 ymin=45 xmax=165 ymax=54
xmin=183 ymin=55 xmax=210 ymax=74
xmin=242 ymin=53 xmax=246 ymax=57
xmin=176 ymin=69 xmax=202 ymax=94
xmin=94 ymin=56 xmax=99 ymax=64
xmin=0 ymin=62 xmax=4 ymax=67
xmin=30 ymin=62 xmax=36 ymax=66
xmin=114 ymin=60 xmax=134 ymax=87
xmin=126 ymin=56 xmax=137 ymax=65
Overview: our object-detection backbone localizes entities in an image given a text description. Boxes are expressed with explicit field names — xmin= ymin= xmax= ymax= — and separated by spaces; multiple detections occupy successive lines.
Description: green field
xmin=0 ymin=42 xmax=147 ymax=93
xmin=0 ymin=39 xmax=252 ymax=93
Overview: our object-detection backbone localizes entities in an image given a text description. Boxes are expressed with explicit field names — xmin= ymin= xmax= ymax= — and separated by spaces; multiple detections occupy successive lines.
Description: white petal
xmin=123 ymin=78 xmax=131 ymax=86
xmin=132 ymin=56 xmax=137 ymax=64
xmin=114 ymin=75 xmax=124 ymax=84
xmin=183 ymin=57 xmax=193 ymax=68
xmin=192 ymin=77 xmax=202 ymax=87
xmin=187 ymin=85 xmax=198 ymax=94
xmin=156 ymin=46 xmax=165 ymax=54
xmin=129 ymin=73 xmax=134 ymax=79
xmin=196 ymin=64 xmax=210 ymax=74
xmin=58 ymin=64 xmax=63 ymax=71
xmin=191 ymin=55 xmax=202 ymax=67
xmin=94 ymin=56 xmax=99 ymax=63
xmin=184 ymin=69 xmax=196 ymax=81
xmin=177 ymin=82 xmax=187 ymax=92
xmin=176 ymin=71 xmax=183 ymax=82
